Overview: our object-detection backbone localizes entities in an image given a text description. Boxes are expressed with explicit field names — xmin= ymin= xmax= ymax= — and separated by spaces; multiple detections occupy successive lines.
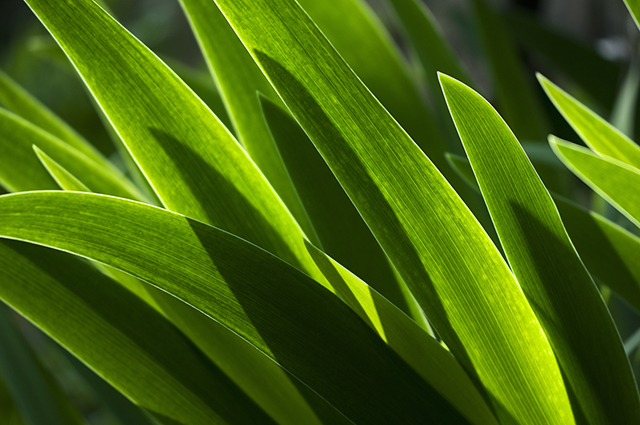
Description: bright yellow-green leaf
xmin=551 ymin=136 xmax=640 ymax=228
xmin=0 ymin=107 xmax=142 ymax=200
xmin=0 ymin=191 xmax=475 ymax=425
xmin=209 ymin=0 xmax=574 ymax=422
xmin=539 ymin=74 xmax=640 ymax=169
xmin=447 ymin=152 xmax=640 ymax=314
xmin=441 ymin=73 xmax=640 ymax=425
xmin=305 ymin=241 xmax=499 ymax=425
xmin=24 ymin=0 xmax=325 ymax=284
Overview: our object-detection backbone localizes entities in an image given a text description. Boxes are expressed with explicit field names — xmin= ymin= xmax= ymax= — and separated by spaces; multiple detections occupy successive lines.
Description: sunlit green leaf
xmin=209 ymin=0 xmax=574 ymax=422
xmin=441 ymin=73 xmax=640 ymax=425
xmin=550 ymin=136 xmax=640 ymax=228
xmin=0 ymin=191 xmax=474 ymax=425
xmin=539 ymin=74 xmax=640 ymax=169
xmin=447 ymin=152 xmax=640 ymax=314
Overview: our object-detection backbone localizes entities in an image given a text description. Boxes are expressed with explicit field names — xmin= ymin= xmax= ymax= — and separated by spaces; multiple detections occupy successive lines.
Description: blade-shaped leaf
xmin=0 ymin=191 xmax=475 ymax=425
xmin=31 ymin=148 xmax=335 ymax=425
xmin=0 ymin=107 xmax=143 ymax=200
xmin=23 ymin=0 xmax=325 ymax=285
xmin=441 ymin=73 xmax=640 ymax=425
xmin=260 ymin=95 xmax=424 ymax=325
xmin=0 ymin=69 xmax=109 ymax=167
xmin=304 ymin=241 xmax=499 ymax=425
xmin=539 ymin=74 xmax=640 ymax=169
xmin=624 ymin=0 xmax=640 ymax=31
xmin=550 ymin=136 xmax=640 ymax=227
xmin=0 ymin=238 xmax=276 ymax=425
xmin=208 ymin=0 xmax=574 ymax=422
xmin=447 ymin=152 xmax=640 ymax=314
xmin=178 ymin=0 xmax=319 ymax=244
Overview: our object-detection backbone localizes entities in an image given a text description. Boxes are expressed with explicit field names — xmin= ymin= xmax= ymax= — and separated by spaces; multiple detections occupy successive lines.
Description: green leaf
xmin=624 ymin=0 xmax=640 ymax=31
xmin=472 ymin=0 xmax=549 ymax=141
xmin=0 ymin=69 xmax=109 ymax=167
xmin=304 ymin=241 xmax=499 ymax=425
xmin=31 ymin=144 xmax=333 ymax=425
xmin=447 ymin=152 xmax=640 ymax=314
xmin=539 ymin=74 xmax=640 ymax=169
xmin=24 ymin=0 xmax=325 ymax=284
xmin=550 ymin=136 xmax=640 ymax=228
xmin=0 ymin=107 xmax=142 ymax=200
xmin=260 ymin=95 xmax=423 ymax=325
xmin=33 ymin=147 xmax=90 ymax=192
xmin=178 ymin=0 xmax=319 ymax=245
xmin=440 ymin=73 xmax=640 ymax=425
xmin=0 ymin=306 xmax=84 ymax=425
xmin=0 ymin=239 xmax=274 ymax=425
xmin=209 ymin=0 xmax=574 ymax=422
xmin=504 ymin=11 xmax=620 ymax=111
xmin=0 ymin=191 xmax=475 ymax=425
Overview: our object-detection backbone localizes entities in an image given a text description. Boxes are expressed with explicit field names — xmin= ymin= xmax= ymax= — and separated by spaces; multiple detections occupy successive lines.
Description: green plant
xmin=1 ymin=0 xmax=640 ymax=424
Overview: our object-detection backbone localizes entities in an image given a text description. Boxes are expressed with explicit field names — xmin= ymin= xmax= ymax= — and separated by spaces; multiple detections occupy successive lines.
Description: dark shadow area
xmin=511 ymin=202 xmax=636 ymax=424
xmin=188 ymin=217 xmax=471 ymax=424
xmin=261 ymin=96 xmax=412 ymax=315
xmin=0 ymin=240 xmax=275 ymax=425
xmin=149 ymin=128 xmax=303 ymax=272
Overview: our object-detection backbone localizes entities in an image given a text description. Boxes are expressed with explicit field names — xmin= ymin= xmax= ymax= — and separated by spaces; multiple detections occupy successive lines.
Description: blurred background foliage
xmin=0 ymin=0 xmax=639 ymax=423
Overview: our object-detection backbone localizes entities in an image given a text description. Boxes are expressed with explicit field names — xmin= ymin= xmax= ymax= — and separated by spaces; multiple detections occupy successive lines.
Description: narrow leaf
xmin=539 ymin=74 xmax=640 ymax=169
xmin=209 ymin=0 xmax=574 ymax=422
xmin=441 ymin=73 xmax=640 ymax=425
xmin=23 ymin=0 xmax=325 ymax=284
xmin=0 ymin=239 xmax=273 ymax=425
xmin=0 ymin=191 xmax=475 ymax=425
xmin=0 ymin=107 xmax=143 ymax=200
xmin=447 ymin=153 xmax=640 ymax=314
xmin=0 ymin=69 xmax=108 ymax=167
xmin=550 ymin=136 xmax=640 ymax=227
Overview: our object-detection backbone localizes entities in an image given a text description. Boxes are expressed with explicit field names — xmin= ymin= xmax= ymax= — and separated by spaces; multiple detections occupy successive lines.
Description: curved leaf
xmin=304 ymin=242 xmax=499 ymax=425
xmin=550 ymin=136 xmax=640 ymax=228
xmin=208 ymin=0 xmax=574 ymax=422
xmin=441 ymin=73 xmax=640 ymax=425
xmin=539 ymin=74 xmax=640 ymax=169
xmin=0 ymin=107 xmax=143 ymax=200
xmin=447 ymin=153 xmax=640 ymax=314
xmin=0 ymin=191 xmax=474 ymax=425
xmin=0 ymin=238 xmax=276 ymax=425
xmin=23 ymin=0 xmax=325 ymax=284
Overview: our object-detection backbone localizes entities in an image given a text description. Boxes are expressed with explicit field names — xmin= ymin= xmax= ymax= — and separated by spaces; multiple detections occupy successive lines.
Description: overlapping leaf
xmin=0 ymin=191 xmax=474 ymax=425
xmin=551 ymin=137 xmax=640 ymax=228
xmin=441 ymin=74 xmax=640 ymax=425
xmin=208 ymin=0 xmax=574 ymax=422
xmin=540 ymin=74 xmax=640 ymax=169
